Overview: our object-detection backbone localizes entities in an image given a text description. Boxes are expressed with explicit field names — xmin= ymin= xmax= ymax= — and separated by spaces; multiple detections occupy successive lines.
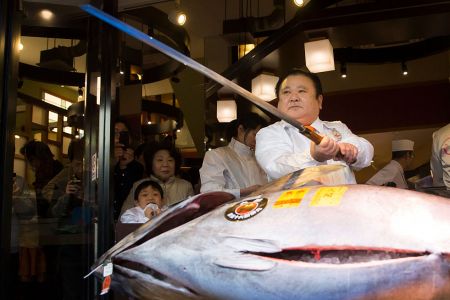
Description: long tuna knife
xmin=80 ymin=4 xmax=323 ymax=145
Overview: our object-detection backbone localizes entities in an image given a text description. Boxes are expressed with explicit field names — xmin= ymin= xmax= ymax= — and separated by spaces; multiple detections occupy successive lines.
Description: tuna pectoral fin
xmin=212 ymin=237 xmax=280 ymax=271
xmin=221 ymin=236 xmax=282 ymax=253
xmin=214 ymin=254 xmax=276 ymax=271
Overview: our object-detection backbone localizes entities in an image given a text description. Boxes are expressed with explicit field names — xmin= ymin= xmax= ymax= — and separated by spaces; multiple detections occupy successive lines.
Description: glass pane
xmin=48 ymin=131 xmax=58 ymax=141
xmin=32 ymin=106 xmax=46 ymax=125
xmin=62 ymin=137 xmax=71 ymax=155
xmin=48 ymin=111 xmax=58 ymax=123
xmin=63 ymin=126 xmax=72 ymax=134
xmin=33 ymin=132 xmax=42 ymax=141
xmin=14 ymin=136 xmax=27 ymax=155
xmin=48 ymin=144 xmax=59 ymax=160
xmin=61 ymin=100 xmax=69 ymax=109
xmin=43 ymin=92 xmax=62 ymax=107
xmin=13 ymin=158 xmax=26 ymax=179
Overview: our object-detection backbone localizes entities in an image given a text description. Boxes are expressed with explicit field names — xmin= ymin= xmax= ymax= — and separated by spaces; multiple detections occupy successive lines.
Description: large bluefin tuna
xmin=94 ymin=165 xmax=450 ymax=300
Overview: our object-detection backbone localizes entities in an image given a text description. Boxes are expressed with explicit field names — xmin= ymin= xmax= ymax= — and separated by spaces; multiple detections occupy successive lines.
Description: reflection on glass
xmin=48 ymin=111 xmax=58 ymax=123
xmin=33 ymin=132 xmax=42 ymax=141
xmin=48 ymin=131 xmax=57 ymax=141
xmin=62 ymin=137 xmax=71 ymax=155
xmin=32 ymin=106 xmax=46 ymax=125
xmin=63 ymin=127 xmax=72 ymax=134
xmin=15 ymin=136 xmax=27 ymax=155
xmin=48 ymin=144 xmax=59 ymax=160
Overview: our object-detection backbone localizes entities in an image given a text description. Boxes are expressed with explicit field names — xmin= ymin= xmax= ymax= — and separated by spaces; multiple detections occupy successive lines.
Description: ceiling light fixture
xmin=78 ymin=87 xmax=83 ymax=101
xmin=168 ymin=0 xmax=187 ymax=26
xmin=293 ymin=0 xmax=304 ymax=7
xmin=304 ymin=39 xmax=335 ymax=73
xmin=340 ymin=62 xmax=347 ymax=78
xmin=217 ymin=100 xmax=237 ymax=123
xmin=251 ymin=73 xmax=279 ymax=101
xmin=40 ymin=9 xmax=54 ymax=20
xmin=401 ymin=61 xmax=408 ymax=76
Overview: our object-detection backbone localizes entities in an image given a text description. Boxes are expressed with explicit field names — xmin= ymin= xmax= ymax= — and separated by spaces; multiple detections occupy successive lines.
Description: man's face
xmin=114 ymin=122 xmax=128 ymax=144
xmin=71 ymin=159 xmax=83 ymax=180
xmin=277 ymin=74 xmax=322 ymax=125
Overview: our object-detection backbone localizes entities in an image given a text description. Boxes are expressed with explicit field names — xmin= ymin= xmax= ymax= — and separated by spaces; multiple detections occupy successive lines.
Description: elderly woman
xmin=120 ymin=142 xmax=194 ymax=217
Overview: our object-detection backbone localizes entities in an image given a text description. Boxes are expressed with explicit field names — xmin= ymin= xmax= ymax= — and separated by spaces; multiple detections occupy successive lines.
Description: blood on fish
xmin=313 ymin=250 xmax=321 ymax=261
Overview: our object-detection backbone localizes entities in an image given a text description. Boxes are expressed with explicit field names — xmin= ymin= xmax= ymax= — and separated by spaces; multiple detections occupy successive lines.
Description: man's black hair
xmin=275 ymin=68 xmax=323 ymax=98
xmin=225 ymin=112 xmax=268 ymax=141
xmin=392 ymin=150 xmax=413 ymax=160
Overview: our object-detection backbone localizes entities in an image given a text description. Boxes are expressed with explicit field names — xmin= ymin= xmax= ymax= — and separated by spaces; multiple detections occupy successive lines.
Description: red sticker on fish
xmin=225 ymin=195 xmax=267 ymax=221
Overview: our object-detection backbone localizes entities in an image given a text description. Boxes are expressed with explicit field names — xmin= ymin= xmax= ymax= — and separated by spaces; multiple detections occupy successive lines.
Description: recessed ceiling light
xmin=293 ymin=0 xmax=304 ymax=7
xmin=177 ymin=12 xmax=187 ymax=25
xmin=40 ymin=9 xmax=54 ymax=20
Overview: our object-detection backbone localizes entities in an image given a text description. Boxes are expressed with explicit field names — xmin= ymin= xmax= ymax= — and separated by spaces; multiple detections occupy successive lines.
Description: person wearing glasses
xmin=366 ymin=139 xmax=415 ymax=189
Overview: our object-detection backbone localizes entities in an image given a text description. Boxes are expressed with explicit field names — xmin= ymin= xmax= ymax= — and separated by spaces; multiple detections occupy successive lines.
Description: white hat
xmin=392 ymin=139 xmax=414 ymax=152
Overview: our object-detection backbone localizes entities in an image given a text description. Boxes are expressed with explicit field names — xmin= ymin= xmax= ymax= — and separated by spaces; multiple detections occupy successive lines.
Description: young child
xmin=120 ymin=180 xmax=166 ymax=223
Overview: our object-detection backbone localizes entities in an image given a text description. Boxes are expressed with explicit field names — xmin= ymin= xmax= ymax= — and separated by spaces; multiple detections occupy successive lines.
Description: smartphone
xmin=118 ymin=131 xmax=130 ymax=148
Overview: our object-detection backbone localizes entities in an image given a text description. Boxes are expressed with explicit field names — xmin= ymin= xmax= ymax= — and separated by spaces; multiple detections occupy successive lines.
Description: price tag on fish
xmin=103 ymin=262 xmax=113 ymax=277
xmin=310 ymin=186 xmax=347 ymax=206
xmin=274 ymin=188 xmax=309 ymax=208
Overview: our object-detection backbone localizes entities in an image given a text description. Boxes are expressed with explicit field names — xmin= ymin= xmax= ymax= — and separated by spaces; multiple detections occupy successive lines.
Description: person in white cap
xmin=430 ymin=123 xmax=450 ymax=190
xmin=366 ymin=139 xmax=415 ymax=188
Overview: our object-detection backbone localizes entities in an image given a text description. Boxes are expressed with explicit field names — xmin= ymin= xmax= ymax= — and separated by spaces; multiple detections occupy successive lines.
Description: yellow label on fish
xmin=310 ymin=186 xmax=347 ymax=206
xmin=273 ymin=188 xmax=310 ymax=208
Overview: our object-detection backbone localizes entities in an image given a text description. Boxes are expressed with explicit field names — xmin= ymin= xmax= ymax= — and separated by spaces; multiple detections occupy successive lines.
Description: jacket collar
xmin=228 ymin=137 xmax=253 ymax=157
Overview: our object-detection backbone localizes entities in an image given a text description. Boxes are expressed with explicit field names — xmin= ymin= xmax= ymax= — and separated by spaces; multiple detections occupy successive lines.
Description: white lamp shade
xmin=217 ymin=100 xmax=237 ymax=123
xmin=251 ymin=73 xmax=279 ymax=101
xmin=304 ymin=39 xmax=335 ymax=73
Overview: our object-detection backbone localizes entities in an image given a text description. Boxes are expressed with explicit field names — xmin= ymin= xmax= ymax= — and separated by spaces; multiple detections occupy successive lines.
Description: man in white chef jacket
xmin=366 ymin=139 xmax=415 ymax=189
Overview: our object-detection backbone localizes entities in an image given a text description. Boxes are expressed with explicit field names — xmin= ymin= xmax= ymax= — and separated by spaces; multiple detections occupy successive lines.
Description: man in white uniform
xmin=366 ymin=139 xmax=415 ymax=189
xmin=200 ymin=112 xmax=268 ymax=199
xmin=430 ymin=123 xmax=450 ymax=189
xmin=255 ymin=69 xmax=373 ymax=183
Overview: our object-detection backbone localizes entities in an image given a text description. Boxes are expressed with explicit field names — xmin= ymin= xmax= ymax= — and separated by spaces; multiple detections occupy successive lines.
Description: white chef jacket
xmin=255 ymin=118 xmax=374 ymax=182
xmin=431 ymin=123 xmax=450 ymax=189
xmin=200 ymin=138 xmax=268 ymax=199
xmin=120 ymin=206 xmax=150 ymax=224
xmin=120 ymin=204 xmax=168 ymax=224
xmin=366 ymin=160 xmax=408 ymax=189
